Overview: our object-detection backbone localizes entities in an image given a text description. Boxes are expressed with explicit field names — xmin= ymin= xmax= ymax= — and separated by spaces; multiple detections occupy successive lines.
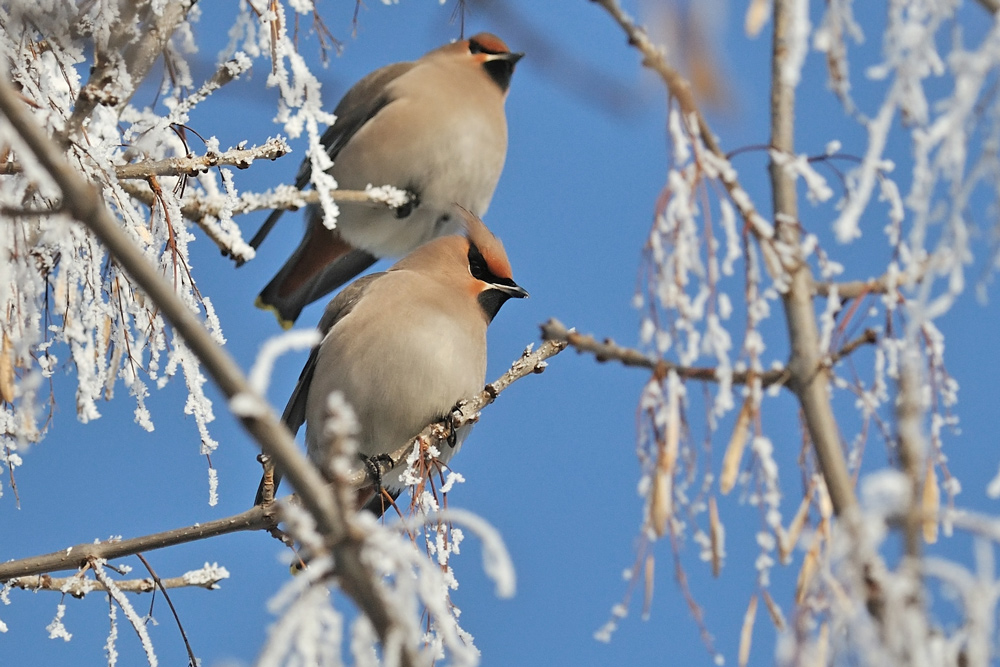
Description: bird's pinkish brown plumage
xmin=248 ymin=33 xmax=523 ymax=329
xmin=255 ymin=208 xmax=527 ymax=517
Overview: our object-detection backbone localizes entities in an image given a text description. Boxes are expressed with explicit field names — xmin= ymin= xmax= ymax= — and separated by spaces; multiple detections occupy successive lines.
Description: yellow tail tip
xmin=254 ymin=296 xmax=294 ymax=330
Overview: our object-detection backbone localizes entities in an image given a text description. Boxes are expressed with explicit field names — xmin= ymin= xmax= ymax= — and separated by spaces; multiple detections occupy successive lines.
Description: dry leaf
xmin=761 ymin=589 xmax=786 ymax=630
xmin=709 ymin=495 xmax=723 ymax=577
xmin=795 ymin=541 xmax=820 ymax=604
xmin=642 ymin=554 xmax=655 ymax=620
xmin=745 ymin=0 xmax=771 ymax=37
xmin=649 ymin=469 xmax=672 ymax=538
xmin=0 ymin=332 xmax=14 ymax=403
xmin=779 ymin=490 xmax=812 ymax=562
xmin=815 ymin=621 xmax=829 ymax=667
xmin=721 ymin=397 xmax=752 ymax=494
xmin=739 ymin=595 xmax=758 ymax=667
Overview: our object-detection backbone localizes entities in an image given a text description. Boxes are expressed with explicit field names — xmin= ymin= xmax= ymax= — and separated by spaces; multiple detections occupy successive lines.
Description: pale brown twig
xmin=0 ymin=507 xmax=270 ymax=581
xmin=540 ymin=318 xmax=789 ymax=388
xmin=765 ymin=0 xmax=856 ymax=516
xmin=5 ymin=565 xmax=229 ymax=597
xmin=1 ymin=140 xmax=291 ymax=179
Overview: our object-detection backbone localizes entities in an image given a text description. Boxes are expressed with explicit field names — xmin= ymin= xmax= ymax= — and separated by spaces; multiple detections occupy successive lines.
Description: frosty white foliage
xmin=401 ymin=508 xmax=517 ymax=599
xmin=105 ymin=599 xmax=118 ymax=667
xmin=780 ymin=0 xmax=811 ymax=89
xmin=364 ymin=184 xmax=412 ymax=209
xmin=92 ymin=561 xmax=157 ymax=667
xmin=0 ymin=3 xmax=257 ymax=486
xmin=208 ymin=465 xmax=219 ymax=506
xmin=183 ymin=562 xmax=230 ymax=588
xmin=248 ymin=329 xmax=323 ymax=396
xmin=621 ymin=1 xmax=1000 ymax=659
xmin=46 ymin=602 xmax=72 ymax=642
xmin=259 ymin=557 xmax=345 ymax=667
xmin=262 ymin=504 xmax=511 ymax=666
xmin=860 ymin=469 xmax=911 ymax=519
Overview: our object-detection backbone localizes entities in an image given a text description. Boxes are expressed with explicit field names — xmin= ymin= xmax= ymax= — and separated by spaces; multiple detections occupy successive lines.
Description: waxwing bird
xmin=248 ymin=32 xmax=523 ymax=329
xmin=255 ymin=208 xmax=528 ymax=516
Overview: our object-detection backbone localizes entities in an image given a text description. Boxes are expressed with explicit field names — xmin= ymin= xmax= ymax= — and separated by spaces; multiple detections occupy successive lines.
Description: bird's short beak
xmin=500 ymin=282 xmax=529 ymax=299
xmin=488 ymin=51 xmax=524 ymax=66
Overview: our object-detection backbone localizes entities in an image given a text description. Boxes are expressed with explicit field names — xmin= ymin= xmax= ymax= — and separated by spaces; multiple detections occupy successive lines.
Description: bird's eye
xmin=468 ymin=243 xmax=491 ymax=281
xmin=468 ymin=36 xmax=506 ymax=56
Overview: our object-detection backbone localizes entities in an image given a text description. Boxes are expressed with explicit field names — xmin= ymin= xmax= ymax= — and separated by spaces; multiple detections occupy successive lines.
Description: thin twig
xmin=64 ymin=1 xmax=196 ymax=138
xmin=540 ymin=318 xmax=789 ymax=388
xmin=5 ymin=565 xmax=229 ymax=596
xmin=0 ymin=507 xmax=271 ymax=581
xmin=136 ymin=554 xmax=199 ymax=666
xmin=0 ymin=140 xmax=291 ymax=179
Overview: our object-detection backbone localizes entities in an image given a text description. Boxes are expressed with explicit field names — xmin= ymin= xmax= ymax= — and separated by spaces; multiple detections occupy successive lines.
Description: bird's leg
xmin=361 ymin=452 xmax=394 ymax=491
xmin=444 ymin=416 xmax=459 ymax=449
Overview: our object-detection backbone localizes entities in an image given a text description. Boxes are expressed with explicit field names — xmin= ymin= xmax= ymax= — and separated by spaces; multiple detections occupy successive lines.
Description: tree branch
xmin=0 ymin=507 xmax=271 ymax=581
xmin=768 ymin=0 xmax=856 ymax=516
xmin=0 ymin=73 xmax=417 ymax=667
xmin=119 ymin=180 xmax=414 ymax=262
xmin=117 ymin=140 xmax=291 ymax=178
xmin=540 ymin=318 xmax=790 ymax=388
xmin=5 ymin=564 xmax=229 ymax=597
xmin=1 ymin=140 xmax=292 ymax=179
xmin=64 ymin=1 xmax=196 ymax=138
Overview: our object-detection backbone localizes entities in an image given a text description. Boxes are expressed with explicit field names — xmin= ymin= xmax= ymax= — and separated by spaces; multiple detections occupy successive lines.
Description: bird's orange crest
xmin=468 ymin=33 xmax=512 ymax=56
xmin=454 ymin=205 xmax=513 ymax=280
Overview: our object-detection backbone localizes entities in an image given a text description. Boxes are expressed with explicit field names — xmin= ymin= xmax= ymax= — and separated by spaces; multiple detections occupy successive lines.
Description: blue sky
xmin=5 ymin=1 xmax=1000 ymax=665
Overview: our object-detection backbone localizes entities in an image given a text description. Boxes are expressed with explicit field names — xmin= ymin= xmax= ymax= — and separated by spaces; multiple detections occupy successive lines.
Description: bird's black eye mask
xmin=468 ymin=242 xmax=515 ymax=288
xmin=468 ymin=242 xmax=520 ymax=323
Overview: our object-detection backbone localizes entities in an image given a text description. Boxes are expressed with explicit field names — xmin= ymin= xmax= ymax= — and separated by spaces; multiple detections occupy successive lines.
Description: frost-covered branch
xmin=120 ymin=180 xmax=414 ymax=261
xmin=541 ymin=318 xmax=790 ymax=387
xmin=117 ymin=140 xmax=290 ymax=178
xmin=1 ymin=139 xmax=292 ymax=179
xmin=65 ymin=0 xmax=197 ymax=138
xmin=814 ymin=259 xmax=931 ymax=300
xmin=0 ymin=74 xmax=416 ymax=666
xmin=122 ymin=181 xmax=413 ymax=217
xmin=767 ymin=0 xmax=856 ymax=516
xmin=5 ymin=564 xmax=229 ymax=596
xmin=0 ymin=507 xmax=270 ymax=581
